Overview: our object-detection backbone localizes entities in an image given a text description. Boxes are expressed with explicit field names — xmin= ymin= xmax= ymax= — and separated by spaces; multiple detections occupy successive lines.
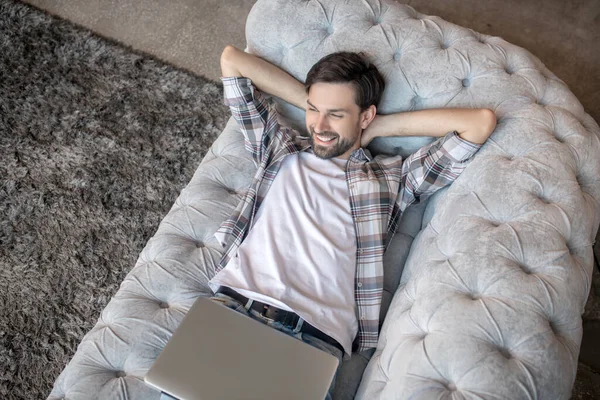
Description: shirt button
xmin=361 ymin=315 xmax=366 ymax=320
xmin=358 ymin=249 xmax=363 ymax=254
xmin=356 ymin=217 xmax=361 ymax=222
xmin=357 ymin=282 xmax=363 ymax=287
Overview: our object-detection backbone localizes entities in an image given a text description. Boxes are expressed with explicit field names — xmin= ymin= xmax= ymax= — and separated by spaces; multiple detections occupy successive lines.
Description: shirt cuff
xmin=220 ymin=76 xmax=255 ymax=107
xmin=443 ymin=130 xmax=482 ymax=162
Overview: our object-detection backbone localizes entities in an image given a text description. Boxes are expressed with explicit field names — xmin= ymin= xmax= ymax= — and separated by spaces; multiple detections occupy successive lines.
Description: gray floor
xmin=19 ymin=0 xmax=600 ymax=397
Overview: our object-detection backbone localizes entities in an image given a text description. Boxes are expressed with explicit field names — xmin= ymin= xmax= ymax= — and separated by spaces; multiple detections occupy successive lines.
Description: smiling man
xmin=304 ymin=52 xmax=381 ymax=160
xmin=306 ymin=82 xmax=373 ymax=159
xmin=205 ymin=45 xmax=496 ymax=399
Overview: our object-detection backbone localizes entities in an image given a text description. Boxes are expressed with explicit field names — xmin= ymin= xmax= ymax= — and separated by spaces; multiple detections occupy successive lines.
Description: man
xmin=208 ymin=45 xmax=496 ymax=398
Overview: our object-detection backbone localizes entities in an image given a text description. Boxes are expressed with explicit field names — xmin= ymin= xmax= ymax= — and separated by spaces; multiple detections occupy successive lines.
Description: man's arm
xmin=220 ymin=45 xmax=307 ymax=110
xmin=362 ymin=108 xmax=497 ymax=146
xmin=397 ymin=129 xmax=483 ymax=210
xmin=382 ymin=108 xmax=495 ymax=210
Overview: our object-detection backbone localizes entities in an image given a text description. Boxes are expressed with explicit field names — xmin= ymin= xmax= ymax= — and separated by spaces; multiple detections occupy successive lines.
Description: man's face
xmin=305 ymin=82 xmax=365 ymax=160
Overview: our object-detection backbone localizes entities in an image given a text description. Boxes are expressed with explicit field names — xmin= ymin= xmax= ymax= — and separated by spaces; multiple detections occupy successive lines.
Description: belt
xmin=216 ymin=286 xmax=344 ymax=354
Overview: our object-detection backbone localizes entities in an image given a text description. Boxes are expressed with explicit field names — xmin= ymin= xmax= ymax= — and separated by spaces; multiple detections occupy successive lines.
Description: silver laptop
xmin=144 ymin=296 xmax=339 ymax=400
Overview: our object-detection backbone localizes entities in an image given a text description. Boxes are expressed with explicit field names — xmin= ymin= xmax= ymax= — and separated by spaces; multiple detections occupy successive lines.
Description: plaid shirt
xmin=214 ymin=77 xmax=481 ymax=353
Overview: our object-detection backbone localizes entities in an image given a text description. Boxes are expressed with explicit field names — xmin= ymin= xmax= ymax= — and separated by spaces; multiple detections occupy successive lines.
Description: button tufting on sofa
xmin=487 ymin=219 xmax=501 ymax=227
xmin=476 ymin=34 xmax=487 ymax=44
xmin=537 ymin=193 xmax=551 ymax=204
xmin=411 ymin=95 xmax=424 ymax=109
xmin=468 ymin=292 xmax=482 ymax=300
xmin=158 ymin=302 xmax=169 ymax=309
xmin=553 ymin=132 xmax=566 ymax=143
xmin=575 ymin=173 xmax=585 ymax=188
xmin=446 ymin=382 xmax=457 ymax=391
xmin=516 ymin=262 xmax=533 ymax=274
xmin=498 ymin=346 xmax=512 ymax=360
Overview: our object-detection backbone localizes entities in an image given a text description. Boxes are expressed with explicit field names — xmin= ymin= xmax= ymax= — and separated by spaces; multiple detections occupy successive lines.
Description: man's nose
xmin=314 ymin=114 xmax=329 ymax=133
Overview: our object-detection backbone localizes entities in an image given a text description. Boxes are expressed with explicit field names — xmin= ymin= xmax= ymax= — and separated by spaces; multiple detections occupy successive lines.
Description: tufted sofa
xmin=49 ymin=0 xmax=600 ymax=399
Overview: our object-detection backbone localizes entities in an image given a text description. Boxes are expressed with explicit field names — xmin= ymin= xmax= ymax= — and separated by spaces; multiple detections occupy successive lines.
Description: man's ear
xmin=360 ymin=105 xmax=377 ymax=129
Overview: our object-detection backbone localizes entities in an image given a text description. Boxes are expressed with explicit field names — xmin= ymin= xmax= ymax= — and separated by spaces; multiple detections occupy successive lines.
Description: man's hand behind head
xmin=219 ymin=45 xmax=307 ymax=111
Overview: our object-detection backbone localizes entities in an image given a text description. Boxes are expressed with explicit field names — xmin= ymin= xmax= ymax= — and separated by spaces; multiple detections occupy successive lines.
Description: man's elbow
xmin=481 ymin=108 xmax=497 ymax=136
xmin=220 ymin=45 xmax=243 ymax=78
xmin=464 ymin=108 xmax=497 ymax=144
xmin=477 ymin=108 xmax=497 ymax=140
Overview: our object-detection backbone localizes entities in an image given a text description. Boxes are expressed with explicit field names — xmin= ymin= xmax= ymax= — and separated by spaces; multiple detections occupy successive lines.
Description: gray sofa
xmin=49 ymin=0 xmax=600 ymax=399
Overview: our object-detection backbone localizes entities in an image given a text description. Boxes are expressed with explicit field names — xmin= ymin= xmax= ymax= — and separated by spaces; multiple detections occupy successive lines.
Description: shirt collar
xmin=351 ymin=147 xmax=372 ymax=162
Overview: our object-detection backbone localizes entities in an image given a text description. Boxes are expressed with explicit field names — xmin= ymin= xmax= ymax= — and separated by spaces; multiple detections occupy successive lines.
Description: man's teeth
xmin=317 ymin=135 xmax=335 ymax=142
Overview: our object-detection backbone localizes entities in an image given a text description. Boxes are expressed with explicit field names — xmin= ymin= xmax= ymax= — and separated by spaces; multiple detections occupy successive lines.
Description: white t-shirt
xmin=209 ymin=150 xmax=358 ymax=355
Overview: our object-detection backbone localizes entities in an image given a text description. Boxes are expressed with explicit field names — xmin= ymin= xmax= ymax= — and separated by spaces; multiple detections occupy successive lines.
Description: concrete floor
xmin=19 ymin=0 xmax=600 ymax=396
xmin=22 ymin=0 xmax=600 ymax=123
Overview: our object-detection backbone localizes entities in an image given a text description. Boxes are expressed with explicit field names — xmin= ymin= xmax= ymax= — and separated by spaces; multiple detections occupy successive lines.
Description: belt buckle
xmin=257 ymin=303 xmax=276 ymax=322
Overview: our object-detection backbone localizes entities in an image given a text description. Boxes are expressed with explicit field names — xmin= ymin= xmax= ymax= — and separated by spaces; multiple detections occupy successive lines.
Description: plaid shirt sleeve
xmin=220 ymin=76 xmax=280 ymax=164
xmin=398 ymin=131 xmax=482 ymax=211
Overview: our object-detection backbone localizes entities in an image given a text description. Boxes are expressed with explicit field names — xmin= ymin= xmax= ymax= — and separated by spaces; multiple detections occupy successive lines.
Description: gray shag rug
xmin=0 ymin=0 xmax=228 ymax=398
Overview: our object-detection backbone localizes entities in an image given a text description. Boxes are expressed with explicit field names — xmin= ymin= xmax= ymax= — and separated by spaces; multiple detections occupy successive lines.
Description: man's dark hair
xmin=305 ymin=51 xmax=385 ymax=111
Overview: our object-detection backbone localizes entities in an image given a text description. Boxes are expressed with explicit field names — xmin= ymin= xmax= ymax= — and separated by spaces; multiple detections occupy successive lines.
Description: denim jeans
xmin=159 ymin=293 xmax=343 ymax=400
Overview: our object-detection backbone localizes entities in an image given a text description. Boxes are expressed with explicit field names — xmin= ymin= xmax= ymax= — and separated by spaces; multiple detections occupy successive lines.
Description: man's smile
xmin=314 ymin=134 xmax=338 ymax=146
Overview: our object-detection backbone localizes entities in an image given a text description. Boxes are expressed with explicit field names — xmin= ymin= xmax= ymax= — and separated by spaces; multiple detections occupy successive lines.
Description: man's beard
xmin=309 ymin=127 xmax=357 ymax=159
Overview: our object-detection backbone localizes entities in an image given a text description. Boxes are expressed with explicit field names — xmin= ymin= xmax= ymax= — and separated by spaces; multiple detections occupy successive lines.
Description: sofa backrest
xmin=245 ymin=0 xmax=583 ymax=159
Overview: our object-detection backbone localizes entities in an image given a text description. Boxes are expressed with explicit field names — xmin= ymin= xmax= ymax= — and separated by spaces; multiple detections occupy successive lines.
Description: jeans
xmin=159 ymin=293 xmax=344 ymax=400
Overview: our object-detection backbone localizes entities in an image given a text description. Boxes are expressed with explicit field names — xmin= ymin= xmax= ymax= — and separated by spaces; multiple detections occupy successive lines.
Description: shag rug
xmin=0 ymin=0 xmax=228 ymax=398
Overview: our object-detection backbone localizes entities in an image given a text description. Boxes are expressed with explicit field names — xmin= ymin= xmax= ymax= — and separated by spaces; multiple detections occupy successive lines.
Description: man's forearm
xmin=220 ymin=45 xmax=307 ymax=110
xmin=366 ymin=108 xmax=497 ymax=144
